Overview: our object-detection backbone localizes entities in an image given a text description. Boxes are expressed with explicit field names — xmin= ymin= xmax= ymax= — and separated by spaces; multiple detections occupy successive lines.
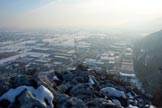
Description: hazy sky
xmin=1 ymin=0 xmax=162 ymax=33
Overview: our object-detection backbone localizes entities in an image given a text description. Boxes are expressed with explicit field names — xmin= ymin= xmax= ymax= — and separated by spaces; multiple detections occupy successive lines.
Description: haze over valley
xmin=0 ymin=0 xmax=162 ymax=108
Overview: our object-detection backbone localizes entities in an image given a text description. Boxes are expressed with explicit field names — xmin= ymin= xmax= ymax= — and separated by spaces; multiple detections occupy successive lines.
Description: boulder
xmin=74 ymin=71 xmax=90 ymax=78
xmin=0 ymin=80 xmax=11 ymax=96
xmin=55 ymin=93 xmax=70 ymax=108
xmin=66 ymin=97 xmax=88 ymax=108
xmin=57 ymin=83 xmax=72 ymax=93
xmin=100 ymin=87 xmax=126 ymax=99
xmin=12 ymin=75 xmax=41 ymax=89
xmin=17 ymin=89 xmax=47 ymax=108
xmin=112 ymin=99 xmax=122 ymax=107
xmin=71 ymin=75 xmax=88 ymax=84
xmin=70 ymin=83 xmax=94 ymax=100
xmin=61 ymin=71 xmax=75 ymax=81
xmin=86 ymin=98 xmax=116 ymax=108
xmin=0 ymin=85 xmax=54 ymax=108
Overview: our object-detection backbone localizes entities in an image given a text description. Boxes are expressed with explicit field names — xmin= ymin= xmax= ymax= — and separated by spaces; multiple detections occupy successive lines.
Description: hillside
xmin=133 ymin=30 xmax=162 ymax=107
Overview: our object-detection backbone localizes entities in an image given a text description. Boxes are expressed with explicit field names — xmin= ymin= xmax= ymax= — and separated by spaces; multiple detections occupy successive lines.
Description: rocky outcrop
xmin=53 ymin=66 xmax=152 ymax=108
xmin=0 ymin=75 xmax=54 ymax=108
xmin=0 ymin=65 xmax=154 ymax=108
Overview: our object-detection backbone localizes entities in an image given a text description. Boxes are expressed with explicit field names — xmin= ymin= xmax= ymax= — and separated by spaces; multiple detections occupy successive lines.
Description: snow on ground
xmin=88 ymin=75 xmax=95 ymax=85
xmin=52 ymin=75 xmax=59 ymax=81
xmin=101 ymin=87 xmax=126 ymax=99
xmin=0 ymin=53 xmax=27 ymax=65
xmin=149 ymin=105 xmax=157 ymax=108
xmin=112 ymin=99 xmax=121 ymax=107
xmin=119 ymin=72 xmax=136 ymax=77
xmin=0 ymin=85 xmax=54 ymax=108
xmin=127 ymin=92 xmax=134 ymax=99
xmin=127 ymin=104 xmax=139 ymax=108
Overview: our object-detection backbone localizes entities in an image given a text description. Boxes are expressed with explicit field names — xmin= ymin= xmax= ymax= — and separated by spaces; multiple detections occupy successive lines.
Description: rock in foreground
xmin=0 ymin=65 xmax=155 ymax=108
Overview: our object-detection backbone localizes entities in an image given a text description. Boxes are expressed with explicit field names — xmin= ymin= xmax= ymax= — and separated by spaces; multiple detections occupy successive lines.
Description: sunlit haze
xmin=1 ymin=1 xmax=162 ymax=107
xmin=1 ymin=0 xmax=162 ymax=34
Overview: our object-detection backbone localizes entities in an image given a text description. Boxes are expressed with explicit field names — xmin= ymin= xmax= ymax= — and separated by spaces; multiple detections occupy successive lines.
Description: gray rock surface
xmin=0 ymin=65 xmax=154 ymax=108
xmin=86 ymin=98 xmax=116 ymax=108
xmin=17 ymin=89 xmax=46 ymax=108
xmin=66 ymin=97 xmax=88 ymax=108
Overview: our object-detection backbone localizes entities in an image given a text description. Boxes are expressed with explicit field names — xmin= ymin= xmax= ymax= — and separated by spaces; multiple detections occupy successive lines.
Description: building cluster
xmin=0 ymin=31 xmax=135 ymax=83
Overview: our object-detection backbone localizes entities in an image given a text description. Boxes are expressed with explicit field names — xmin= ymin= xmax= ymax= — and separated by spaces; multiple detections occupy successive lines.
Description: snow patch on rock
xmin=88 ymin=75 xmax=95 ymax=85
xmin=112 ymin=99 xmax=121 ymax=107
xmin=52 ymin=76 xmax=59 ymax=81
xmin=0 ymin=85 xmax=54 ymax=108
xmin=127 ymin=104 xmax=139 ymax=108
xmin=101 ymin=87 xmax=126 ymax=99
